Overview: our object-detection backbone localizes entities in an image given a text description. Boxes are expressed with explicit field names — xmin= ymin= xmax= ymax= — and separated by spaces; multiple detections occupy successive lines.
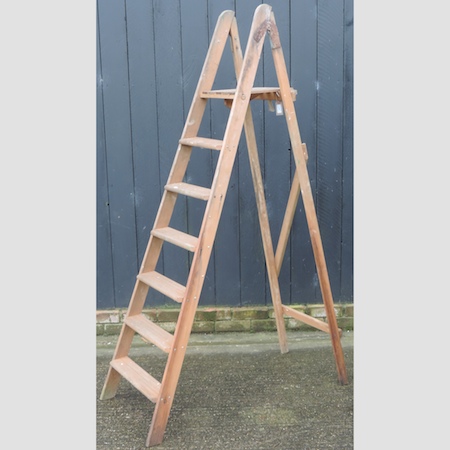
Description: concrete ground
xmin=97 ymin=330 xmax=353 ymax=449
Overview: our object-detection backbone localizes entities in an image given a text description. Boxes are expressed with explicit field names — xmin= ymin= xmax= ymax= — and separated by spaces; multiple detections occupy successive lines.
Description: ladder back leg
xmin=268 ymin=11 xmax=348 ymax=385
xmin=229 ymin=15 xmax=288 ymax=354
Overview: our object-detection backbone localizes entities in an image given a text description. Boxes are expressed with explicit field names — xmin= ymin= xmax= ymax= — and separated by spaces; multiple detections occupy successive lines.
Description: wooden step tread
xmin=137 ymin=271 xmax=186 ymax=303
xmin=151 ymin=227 xmax=198 ymax=252
xmin=179 ymin=137 xmax=223 ymax=150
xmin=165 ymin=182 xmax=211 ymax=201
xmin=125 ymin=314 xmax=174 ymax=353
xmin=201 ymin=87 xmax=297 ymax=101
xmin=110 ymin=356 xmax=161 ymax=403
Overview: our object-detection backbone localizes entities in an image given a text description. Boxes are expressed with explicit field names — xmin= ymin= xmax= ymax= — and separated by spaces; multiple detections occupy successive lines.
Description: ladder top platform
xmin=201 ymin=87 xmax=297 ymax=101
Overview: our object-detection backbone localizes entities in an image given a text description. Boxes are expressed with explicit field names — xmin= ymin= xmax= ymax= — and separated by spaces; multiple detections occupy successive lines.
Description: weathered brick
xmin=96 ymin=324 xmax=105 ymax=335
xmin=309 ymin=305 xmax=340 ymax=319
xmin=157 ymin=309 xmax=180 ymax=322
xmin=288 ymin=304 xmax=306 ymax=313
xmin=344 ymin=304 xmax=354 ymax=317
xmin=191 ymin=321 xmax=215 ymax=333
xmin=104 ymin=324 xmax=122 ymax=335
xmin=215 ymin=308 xmax=232 ymax=321
xmin=337 ymin=317 xmax=353 ymax=331
xmin=195 ymin=308 xmax=217 ymax=322
xmin=307 ymin=323 xmax=325 ymax=331
xmin=96 ymin=310 xmax=120 ymax=324
xmin=251 ymin=319 xmax=277 ymax=332
xmin=158 ymin=322 xmax=176 ymax=333
xmin=286 ymin=318 xmax=301 ymax=330
xmin=141 ymin=309 xmax=158 ymax=322
xmin=215 ymin=320 xmax=251 ymax=332
xmin=232 ymin=306 xmax=269 ymax=320
xmin=268 ymin=305 xmax=305 ymax=319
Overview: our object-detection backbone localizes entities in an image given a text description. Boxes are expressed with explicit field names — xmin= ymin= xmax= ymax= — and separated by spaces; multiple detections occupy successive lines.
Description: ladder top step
xmin=125 ymin=314 xmax=174 ymax=353
xmin=137 ymin=271 xmax=186 ymax=303
xmin=151 ymin=227 xmax=198 ymax=252
xmin=110 ymin=356 xmax=161 ymax=403
xmin=165 ymin=182 xmax=211 ymax=201
xmin=179 ymin=137 xmax=223 ymax=150
xmin=201 ymin=87 xmax=297 ymax=101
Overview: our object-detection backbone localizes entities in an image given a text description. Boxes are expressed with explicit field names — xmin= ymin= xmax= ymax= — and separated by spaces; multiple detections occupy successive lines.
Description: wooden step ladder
xmin=100 ymin=4 xmax=348 ymax=447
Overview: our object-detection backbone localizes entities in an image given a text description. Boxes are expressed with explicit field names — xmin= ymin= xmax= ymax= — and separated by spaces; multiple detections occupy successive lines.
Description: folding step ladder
xmin=100 ymin=4 xmax=348 ymax=447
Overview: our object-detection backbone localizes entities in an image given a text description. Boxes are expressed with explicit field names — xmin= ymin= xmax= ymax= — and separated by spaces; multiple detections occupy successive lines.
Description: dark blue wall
xmin=97 ymin=0 xmax=353 ymax=309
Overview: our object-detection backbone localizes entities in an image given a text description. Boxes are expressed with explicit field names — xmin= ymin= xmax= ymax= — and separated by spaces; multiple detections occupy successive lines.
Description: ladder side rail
xmin=147 ymin=5 xmax=274 ymax=446
xmin=228 ymin=14 xmax=289 ymax=354
xmin=268 ymin=12 xmax=348 ymax=385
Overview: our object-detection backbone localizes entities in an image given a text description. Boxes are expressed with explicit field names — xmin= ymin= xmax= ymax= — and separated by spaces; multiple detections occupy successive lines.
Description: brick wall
xmin=97 ymin=304 xmax=354 ymax=336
